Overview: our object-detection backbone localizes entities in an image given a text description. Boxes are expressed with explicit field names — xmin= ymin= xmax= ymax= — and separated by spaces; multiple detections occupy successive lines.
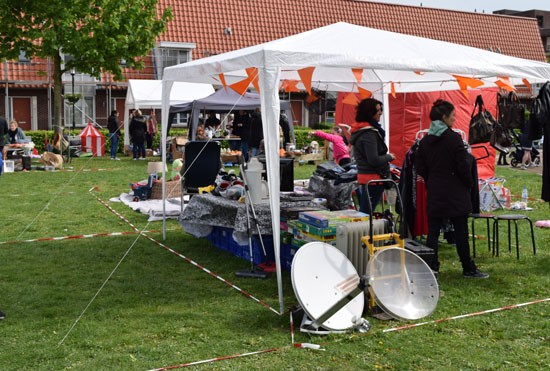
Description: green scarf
xmin=428 ymin=120 xmax=448 ymax=137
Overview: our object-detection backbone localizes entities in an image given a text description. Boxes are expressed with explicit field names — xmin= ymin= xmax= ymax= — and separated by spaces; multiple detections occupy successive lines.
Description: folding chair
xmin=181 ymin=141 xmax=221 ymax=197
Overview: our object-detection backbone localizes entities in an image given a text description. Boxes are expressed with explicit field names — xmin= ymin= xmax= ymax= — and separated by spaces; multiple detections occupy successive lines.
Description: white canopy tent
xmin=123 ymin=79 xmax=214 ymax=147
xmin=161 ymin=22 xmax=550 ymax=314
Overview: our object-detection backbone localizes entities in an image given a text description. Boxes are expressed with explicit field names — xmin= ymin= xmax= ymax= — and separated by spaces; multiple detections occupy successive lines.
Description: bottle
xmin=521 ymin=186 xmax=528 ymax=208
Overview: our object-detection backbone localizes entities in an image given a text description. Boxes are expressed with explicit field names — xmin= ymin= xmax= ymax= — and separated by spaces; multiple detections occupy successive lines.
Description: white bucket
xmin=3 ymin=160 xmax=14 ymax=173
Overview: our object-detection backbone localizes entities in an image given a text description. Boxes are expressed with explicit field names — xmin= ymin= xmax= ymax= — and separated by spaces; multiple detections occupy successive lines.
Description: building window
xmin=154 ymin=42 xmax=195 ymax=79
xmin=18 ymin=50 xmax=30 ymax=64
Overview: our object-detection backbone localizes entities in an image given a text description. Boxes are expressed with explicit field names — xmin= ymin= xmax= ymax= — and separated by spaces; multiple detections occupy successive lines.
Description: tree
xmin=0 ymin=0 xmax=172 ymax=133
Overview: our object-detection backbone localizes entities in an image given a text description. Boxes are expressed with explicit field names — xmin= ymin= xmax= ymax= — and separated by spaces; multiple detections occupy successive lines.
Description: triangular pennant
xmin=280 ymin=79 xmax=301 ymax=93
xmin=390 ymin=82 xmax=396 ymax=98
xmin=305 ymin=94 xmax=319 ymax=104
xmin=495 ymin=77 xmax=516 ymax=92
xmin=452 ymin=74 xmax=485 ymax=90
xmin=352 ymin=68 xmax=363 ymax=84
xmin=218 ymin=73 xmax=228 ymax=91
xmin=245 ymin=67 xmax=260 ymax=93
xmin=414 ymin=71 xmax=425 ymax=75
xmin=342 ymin=93 xmax=359 ymax=105
xmin=522 ymin=78 xmax=533 ymax=95
xmin=229 ymin=75 xmax=254 ymax=96
xmin=357 ymin=86 xmax=372 ymax=99
xmin=298 ymin=67 xmax=315 ymax=95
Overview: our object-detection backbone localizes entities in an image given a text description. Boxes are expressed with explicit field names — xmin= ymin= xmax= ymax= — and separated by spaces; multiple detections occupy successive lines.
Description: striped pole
xmin=383 ymin=298 xmax=550 ymax=333
xmin=93 ymin=194 xmax=280 ymax=315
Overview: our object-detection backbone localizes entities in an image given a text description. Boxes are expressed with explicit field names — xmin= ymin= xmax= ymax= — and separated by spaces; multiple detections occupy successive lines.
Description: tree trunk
xmin=52 ymin=52 xmax=64 ymax=135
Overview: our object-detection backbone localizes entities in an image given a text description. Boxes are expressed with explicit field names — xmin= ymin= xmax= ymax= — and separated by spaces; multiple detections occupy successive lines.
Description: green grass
xmin=0 ymin=156 xmax=549 ymax=370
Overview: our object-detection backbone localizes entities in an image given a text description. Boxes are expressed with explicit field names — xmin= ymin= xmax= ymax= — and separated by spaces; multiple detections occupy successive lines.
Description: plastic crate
xmin=206 ymin=226 xmax=274 ymax=265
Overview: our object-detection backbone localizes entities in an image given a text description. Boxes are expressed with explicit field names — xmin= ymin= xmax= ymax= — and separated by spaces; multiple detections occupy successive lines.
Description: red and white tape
xmin=383 ymin=297 xmax=550 ymax=333
xmin=93 ymin=194 xmax=280 ymax=315
xmin=0 ymin=230 xmax=160 ymax=246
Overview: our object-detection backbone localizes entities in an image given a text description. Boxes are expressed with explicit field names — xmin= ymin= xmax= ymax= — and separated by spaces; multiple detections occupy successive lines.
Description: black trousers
xmin=426 ymin=215 xmax=475 ymax=272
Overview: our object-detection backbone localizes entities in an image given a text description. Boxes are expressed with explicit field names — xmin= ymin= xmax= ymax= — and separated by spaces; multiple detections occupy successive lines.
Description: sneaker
xmin=463 ymin=269 xmax=489 ymax=279
xmin=0 ymin=310 xmax=5 ymax=320
xmin=113 ymin=157 xmax=120 ymax=161
xmin=138 ymin=157 xmax=146 ymax=160
xmin=133 ymin=158 xmax=137 ymax=161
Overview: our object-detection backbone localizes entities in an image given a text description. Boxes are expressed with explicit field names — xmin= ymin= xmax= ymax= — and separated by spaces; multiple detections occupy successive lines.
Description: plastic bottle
xmin=521 ymin=186 xmax=528 ymax=208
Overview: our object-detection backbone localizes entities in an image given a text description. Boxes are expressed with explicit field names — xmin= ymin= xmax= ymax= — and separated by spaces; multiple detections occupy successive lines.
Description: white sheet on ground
xmin=116 ymin=193 xmax=184 ymax=221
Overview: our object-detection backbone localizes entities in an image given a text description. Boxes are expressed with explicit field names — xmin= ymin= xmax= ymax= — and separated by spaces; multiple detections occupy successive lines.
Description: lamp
xmin=147 ymin=161 xmax=167 ymax=180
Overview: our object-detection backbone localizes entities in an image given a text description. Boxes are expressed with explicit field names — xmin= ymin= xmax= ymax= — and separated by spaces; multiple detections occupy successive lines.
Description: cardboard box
xmin=299 ymin=210 xmax=369 ymax=228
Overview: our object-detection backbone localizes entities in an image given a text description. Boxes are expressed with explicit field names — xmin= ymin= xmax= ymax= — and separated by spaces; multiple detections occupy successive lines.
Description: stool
xmin=470 ymin=213 xmax=495 ymax=258
xmin=492 ymin=214 xmax=536 ymax=259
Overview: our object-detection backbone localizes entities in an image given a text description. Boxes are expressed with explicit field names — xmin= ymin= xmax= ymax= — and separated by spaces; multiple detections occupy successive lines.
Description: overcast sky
xmin=373 ymin=0 xmax=549 ymax=13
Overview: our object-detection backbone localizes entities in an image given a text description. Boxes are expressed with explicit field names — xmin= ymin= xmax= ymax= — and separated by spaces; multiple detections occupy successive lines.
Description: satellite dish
xmin=291 ymin=242 xmax=365 ymax=332
xmin=366 ymin=247 xmax=439 ymax=320
xmin=291 ymin=243 xmax=439 ymax=333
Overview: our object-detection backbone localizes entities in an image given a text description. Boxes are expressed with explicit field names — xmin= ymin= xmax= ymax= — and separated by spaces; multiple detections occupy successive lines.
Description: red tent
xmin=79 ymin=122 xmax=105 ymax=157
xmin=335 ymin=88 xmax=498 ymax=179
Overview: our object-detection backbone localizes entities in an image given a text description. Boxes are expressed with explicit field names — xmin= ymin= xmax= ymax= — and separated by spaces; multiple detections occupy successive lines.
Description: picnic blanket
xmin=113 ymin=193 xmax=185 ymax=221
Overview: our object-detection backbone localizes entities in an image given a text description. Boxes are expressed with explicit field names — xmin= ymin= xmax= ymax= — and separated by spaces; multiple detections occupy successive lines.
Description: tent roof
xmin=126 ymin=79 xmax=214 ymax=109
xmin=170 ymin=88 xmax=290 ymax=113
xmin=163 ymin=22 xmax=550 ymax=93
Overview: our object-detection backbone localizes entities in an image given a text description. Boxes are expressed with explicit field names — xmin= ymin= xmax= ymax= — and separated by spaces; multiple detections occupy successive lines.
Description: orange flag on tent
xmin=218 ymin=73 xmax=228 ymax=91
xmin=414 ymin=71 xmax=425 ymax=75
xmin=229 ymin=75 xmax=255 ymax=96
xmin=452 ymin=74 xmax=484 ymax=98
xmin=298 ymin=67 xmax=315 ymax=95
xmin=245 ymin=67 xmax=260 ymax=93
xmin=358 ymin=86 xmax=372 ymax=99
xmin=280 ymin=79 xmax=301 ymax=93
xmin=390 ymin=82 xmax=396 ymax=98
xmin=342 ymin=92 xmax=359 ymax=105
xmin=495 ymin=76 xmax=516 ymax=92
xmin=522 ymin=78 xmax=533 ymax=95
xmin=352 ymin=68 xmax=363 ymax=84
xmin=305 ymin=94 xmax=319 ymax=104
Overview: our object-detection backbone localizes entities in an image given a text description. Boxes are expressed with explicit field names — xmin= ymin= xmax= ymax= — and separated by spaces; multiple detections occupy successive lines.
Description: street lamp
xmin=70 ymin=68 xmax=76 ymax=130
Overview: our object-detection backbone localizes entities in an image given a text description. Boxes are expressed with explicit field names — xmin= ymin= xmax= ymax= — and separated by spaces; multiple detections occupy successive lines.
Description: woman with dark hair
xmin=416 ymin=99 xmax=488 ymax=278
xmin=350 ymin=98 xmax=395 ymax=214
xmin=129 ymin=109 xmax=147 ymax=160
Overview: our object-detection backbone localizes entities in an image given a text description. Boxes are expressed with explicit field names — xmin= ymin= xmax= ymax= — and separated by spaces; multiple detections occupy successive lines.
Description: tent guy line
xmin=94 ymin=193 xmax=282 ymax=315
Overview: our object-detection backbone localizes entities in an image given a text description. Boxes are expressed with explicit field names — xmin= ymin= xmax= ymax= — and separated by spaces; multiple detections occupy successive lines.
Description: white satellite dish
xmin=292 ymin=243 xmax=439 ymax=333
xmin=366 ymin=247 xmax=439 ymax=320
xmin=291 ymin=242 xmax=367 ymax=332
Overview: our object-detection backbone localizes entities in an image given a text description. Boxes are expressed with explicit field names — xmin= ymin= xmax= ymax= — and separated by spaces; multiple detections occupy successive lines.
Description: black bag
xmin=490 ymin=123 xmax=512 ymax=152
xmin=498 ymin=92 xmax=525 ymax=130
xmin=468 ymin=95 xmax=496 ymax=145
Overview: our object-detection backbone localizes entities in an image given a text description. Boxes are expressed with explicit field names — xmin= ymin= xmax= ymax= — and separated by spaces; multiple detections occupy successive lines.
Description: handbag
xmin=468 ymin=95 xmax=496 ymax=145
xmin=498 ymin=92 xmax=525 ymax=129
xmin=490 ymin=122 xmax=513 ymax=152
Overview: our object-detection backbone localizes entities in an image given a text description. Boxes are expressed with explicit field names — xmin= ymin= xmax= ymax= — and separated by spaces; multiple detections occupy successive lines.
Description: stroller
xmin=507 ymin=130 xmax=541 ymax=168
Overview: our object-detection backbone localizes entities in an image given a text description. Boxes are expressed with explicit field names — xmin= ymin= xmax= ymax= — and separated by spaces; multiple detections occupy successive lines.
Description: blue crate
xmin=206 ymin=226 xmax=274 ymax=265
xmin=281 ymin=243 xmax=299 ymax=271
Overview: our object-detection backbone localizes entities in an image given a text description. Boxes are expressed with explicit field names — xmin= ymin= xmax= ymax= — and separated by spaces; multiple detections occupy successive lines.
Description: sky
xmin=373 ymin=0 xmax=549 ymax=13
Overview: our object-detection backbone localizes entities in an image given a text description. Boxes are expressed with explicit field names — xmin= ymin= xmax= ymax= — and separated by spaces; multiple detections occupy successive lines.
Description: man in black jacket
xmin=107 ymin=110 xmax=121 ymax=160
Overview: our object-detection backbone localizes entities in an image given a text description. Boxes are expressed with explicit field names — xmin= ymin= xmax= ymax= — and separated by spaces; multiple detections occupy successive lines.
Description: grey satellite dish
xmin=366 ymin=247 xmax=439 ymax=320
xmin=291 ymin=241 xmax=367 ymax=333
xmin=292 ymin=243 xmax=438 ymax=333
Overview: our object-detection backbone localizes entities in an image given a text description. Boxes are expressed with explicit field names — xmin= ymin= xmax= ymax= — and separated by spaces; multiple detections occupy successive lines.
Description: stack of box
xmin=281 ymin=210 xmax=369 ymax=270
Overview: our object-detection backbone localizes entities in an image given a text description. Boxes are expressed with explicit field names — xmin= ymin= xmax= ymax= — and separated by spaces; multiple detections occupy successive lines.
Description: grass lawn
xmin=0 ymin=155 xmax=548 ymax=370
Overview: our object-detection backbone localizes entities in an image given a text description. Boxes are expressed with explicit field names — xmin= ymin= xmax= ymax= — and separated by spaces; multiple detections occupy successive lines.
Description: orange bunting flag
xmin=305 ymin=94 xmax=319 ymax=104
xmin=342 ymin=93 xmax=359 ymax=106
xmin=357 ymin=86 xmax=372 ymax=99
xmin=352 ymin=68 xmax=363 ymax=84
xmin=245 ymin=67 xmax=260 ymax=93
xmin=218 ymin=73 xmax=227 ymax=91
xmin=298 ymin=67 xmax=315 ymax=95
xmin=413 ymin=71 xmax=425 ymax=75
xmin=280 ymin=79 xmax=301 ymax=93
xmin=390 ymin=82 xmax=396 ymax=98
xmin=229 ymin=75 xmax=254 ymax=96
xmin=495 ymin=77 xmax=516 ymax=92
xmin=452 ymin=75 xmax=484 ymax=99
xmin=522 ymin=78 xmax=533 ymax=95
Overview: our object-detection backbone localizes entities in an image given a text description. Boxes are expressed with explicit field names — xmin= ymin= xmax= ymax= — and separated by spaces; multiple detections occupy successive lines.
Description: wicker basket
xmin=150 ymin=180 xmax=182 ymax=199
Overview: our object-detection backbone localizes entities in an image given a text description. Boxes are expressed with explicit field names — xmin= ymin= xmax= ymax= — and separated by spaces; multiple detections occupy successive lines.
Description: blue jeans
xmin=109 ymin=133 xmax=119 ymax=158
xmin=241 ymin=140 xmax=249 ymax=162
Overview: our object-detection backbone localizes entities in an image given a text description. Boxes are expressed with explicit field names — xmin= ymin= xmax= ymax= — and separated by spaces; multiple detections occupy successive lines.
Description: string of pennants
xmin=215 ymin=67 xmax=533 ymax=105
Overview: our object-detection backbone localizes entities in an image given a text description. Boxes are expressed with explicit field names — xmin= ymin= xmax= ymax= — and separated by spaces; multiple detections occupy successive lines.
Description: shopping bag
xmin=498 ymin=92 xmax=525 ymax=130
xmin=468 ymin=95 xmax=495 ymax=145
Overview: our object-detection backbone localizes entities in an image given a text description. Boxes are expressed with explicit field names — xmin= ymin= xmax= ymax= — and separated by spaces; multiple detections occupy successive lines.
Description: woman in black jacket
xmin=350 ymin=98 xmax=395 ymax=214
xmin=416 ymin=99 xmax=488 ymax=278
xmin=129 ymin=109 xmax=147 ymax=160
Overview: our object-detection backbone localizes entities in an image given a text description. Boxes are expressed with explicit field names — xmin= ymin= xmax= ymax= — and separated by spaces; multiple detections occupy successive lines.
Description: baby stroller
xmin=508 ymin=130 xmax=541 ymax=168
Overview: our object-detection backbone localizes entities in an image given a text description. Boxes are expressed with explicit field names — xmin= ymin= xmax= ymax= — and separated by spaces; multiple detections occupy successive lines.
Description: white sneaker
xmin=133 ymin=158 xmax=137 ymax=161
xmin=113 ymin=157 xmax=120 ymax=161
